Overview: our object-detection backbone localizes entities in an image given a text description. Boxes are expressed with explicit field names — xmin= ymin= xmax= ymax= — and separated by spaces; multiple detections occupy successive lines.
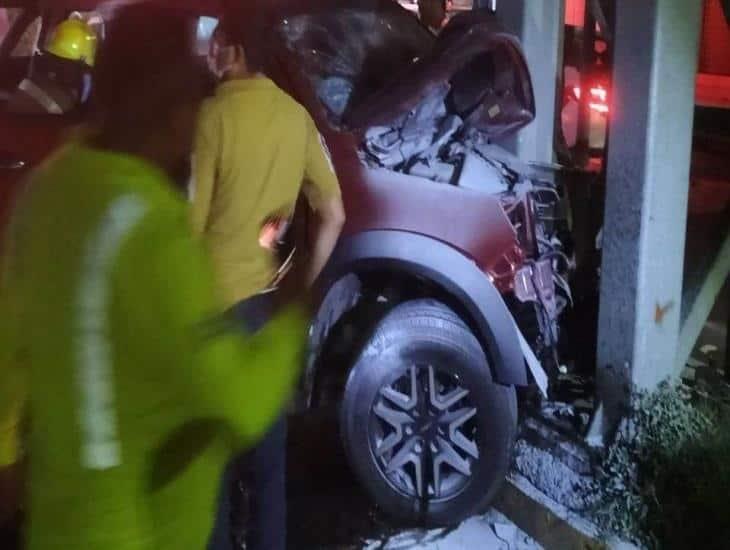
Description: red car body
xmin=2 ymin=0 xmax=577 ymax=525
xmin=1 ymin=0 xmax=529 ymax=293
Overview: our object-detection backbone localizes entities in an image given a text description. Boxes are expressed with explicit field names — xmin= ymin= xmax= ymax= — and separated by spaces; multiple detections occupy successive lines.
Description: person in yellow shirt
xmin=192 ymin=18 xmax=345 ymax=550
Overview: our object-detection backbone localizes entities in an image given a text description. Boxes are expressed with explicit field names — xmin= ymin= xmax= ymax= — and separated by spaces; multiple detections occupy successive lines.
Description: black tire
xmin=340 ymin=299 xmax=518 ymax=526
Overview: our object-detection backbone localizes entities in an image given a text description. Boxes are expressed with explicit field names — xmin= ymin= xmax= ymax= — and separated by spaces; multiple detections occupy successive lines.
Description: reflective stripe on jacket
xmin=0 ymin=144 xmax=305 ymax=549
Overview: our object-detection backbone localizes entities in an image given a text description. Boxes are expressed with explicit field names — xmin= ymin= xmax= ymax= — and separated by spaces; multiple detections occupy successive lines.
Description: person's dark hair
xmin=217 ymin=4 xmax=267 ymax=74
xmin=92 ymin=3 xmax=207 ymax=129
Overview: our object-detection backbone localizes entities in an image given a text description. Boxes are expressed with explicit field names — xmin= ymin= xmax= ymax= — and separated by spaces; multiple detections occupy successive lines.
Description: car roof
xmin=0 ymin=0 xmax=223 ymax=15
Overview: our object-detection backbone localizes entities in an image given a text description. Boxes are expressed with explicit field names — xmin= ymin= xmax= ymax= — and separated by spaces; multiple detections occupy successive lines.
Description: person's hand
xmin=272 ymin=259 xmax=313 ymax=316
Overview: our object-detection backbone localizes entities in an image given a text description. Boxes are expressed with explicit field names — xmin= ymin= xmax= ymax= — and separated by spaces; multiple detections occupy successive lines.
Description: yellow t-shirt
xmin=191 ymin=77 xmax=340 ymax=307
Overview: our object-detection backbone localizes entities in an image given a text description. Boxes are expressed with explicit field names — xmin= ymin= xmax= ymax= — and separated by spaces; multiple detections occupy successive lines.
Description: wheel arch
xmin=304 ymin=230 xmax=527 ymax=407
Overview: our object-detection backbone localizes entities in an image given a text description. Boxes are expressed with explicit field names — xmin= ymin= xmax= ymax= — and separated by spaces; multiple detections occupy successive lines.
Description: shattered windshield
xmin=276 ymin=5 xmax=433 ymax=124
xmin=273 ymin=5 xmax=534 ymax=140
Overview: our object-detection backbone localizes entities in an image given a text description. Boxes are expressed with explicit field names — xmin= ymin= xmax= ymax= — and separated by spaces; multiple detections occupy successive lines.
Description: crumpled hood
xmin=273 ymin=3 xmax=535 ymax=139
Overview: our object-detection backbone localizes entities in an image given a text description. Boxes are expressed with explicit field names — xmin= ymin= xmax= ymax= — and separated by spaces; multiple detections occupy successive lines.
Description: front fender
xmin=319 ymin=230 xmax=528 ymax=387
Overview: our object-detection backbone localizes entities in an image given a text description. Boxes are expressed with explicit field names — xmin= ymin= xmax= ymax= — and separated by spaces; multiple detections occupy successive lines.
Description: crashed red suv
xmin=271 ymin=3 xmax=571 ymax=524
xmin=0 ymin=0 xmax=571 ymax=526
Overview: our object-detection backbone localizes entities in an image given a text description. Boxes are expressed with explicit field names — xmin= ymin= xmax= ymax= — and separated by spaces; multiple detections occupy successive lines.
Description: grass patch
xmin=589 ymin=381 xmax=730 ymax=548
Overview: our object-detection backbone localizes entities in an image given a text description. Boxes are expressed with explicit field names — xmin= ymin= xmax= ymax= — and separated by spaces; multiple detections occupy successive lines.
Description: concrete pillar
xmin=497 ymin=0 xmax=564 ymax=165
xmin=595 ymin=0 xmax=702 ymax=435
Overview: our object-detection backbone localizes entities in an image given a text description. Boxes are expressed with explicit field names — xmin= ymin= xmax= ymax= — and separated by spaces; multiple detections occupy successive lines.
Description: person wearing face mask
xmin=192 ymin=17 xmax=345 ymax=550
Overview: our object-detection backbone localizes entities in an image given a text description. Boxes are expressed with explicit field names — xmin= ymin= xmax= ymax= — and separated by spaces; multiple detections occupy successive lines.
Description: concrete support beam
xmin=676 ymin=231 xmax=730 ymax=373
xmin=595 ymin=0 xmax=702 ymax=434
xmin=497 ymin=0 xmax=564 ymax=165
xmin=494 ymin=476 xmax=605 ymax=550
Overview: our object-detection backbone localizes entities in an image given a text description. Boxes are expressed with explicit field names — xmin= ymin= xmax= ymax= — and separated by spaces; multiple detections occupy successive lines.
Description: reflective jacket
xmin=0 ymin=144 xmax=305 ymax=550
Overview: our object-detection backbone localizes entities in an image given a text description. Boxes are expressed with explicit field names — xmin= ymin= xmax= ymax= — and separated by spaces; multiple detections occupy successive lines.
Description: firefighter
xmin=192 ymin=18 xmax=345 ymax=550
xmin=0 ymin=5 xmax=305 ymax=549
xmin=7 ymin=15 xmax=96 ymax=115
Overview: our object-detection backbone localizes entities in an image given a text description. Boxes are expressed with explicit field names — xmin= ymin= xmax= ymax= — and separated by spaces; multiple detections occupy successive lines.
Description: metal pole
xmin=496 ymin=0 xmax=564 ymax=165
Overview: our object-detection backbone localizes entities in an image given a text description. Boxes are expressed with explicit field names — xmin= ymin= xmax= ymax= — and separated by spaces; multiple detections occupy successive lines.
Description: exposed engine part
xmin=362 ymin=85 xmax=514 ymax=195
xmin=514 ymin=260 xmax=556 ymax=318
xmin=456 ymin=151 xmax=507 ymax=193
xmin=359 ymin=78 xmax=572 ymax=380
xmin=513 ymin=258 xmax=563 ymax=346
xmin=408 ymin=159 xmax=456 ymax=183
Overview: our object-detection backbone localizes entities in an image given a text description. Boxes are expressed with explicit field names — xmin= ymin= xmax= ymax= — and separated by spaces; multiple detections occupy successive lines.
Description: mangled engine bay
xmin=275 ymin=5 xmax=573 ymax=371
xmin=361 ymin=83 xmax=573 ymax=370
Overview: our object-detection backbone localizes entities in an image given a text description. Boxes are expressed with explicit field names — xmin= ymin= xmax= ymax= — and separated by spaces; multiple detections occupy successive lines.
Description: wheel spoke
xmin=441 ymin=407 xmax=479 ymax=459
xmin=373 ymin=401 xmax=412 ymax=456
xmin=386 ymin=438 xmax=424 ymax=497
xmin=380 ymin=365 xmax=418 ymax=411
xmin=427 ymin=366 xmax=469 ymax=411
xmin=373 ymin=401 xmax=412 ymax=429
xmin=451 ymin=431 xmax=479 ymax=460
xmin=435 ymin=435 xmax=472 ymax=477
xmin=440 ymin=406 xmax=476 ymax=427
xmin=385 ymin=438 xmax=416 ymax=472
xmin=431 ymin=444 xmax=442 ymax=499
xmin=375 ymin=431 xmax=402 ymax=458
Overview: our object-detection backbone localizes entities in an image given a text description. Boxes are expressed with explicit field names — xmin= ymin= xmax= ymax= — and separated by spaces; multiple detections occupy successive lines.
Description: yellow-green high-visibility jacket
xmin=0 ymin=144 xmax=305 ymax=550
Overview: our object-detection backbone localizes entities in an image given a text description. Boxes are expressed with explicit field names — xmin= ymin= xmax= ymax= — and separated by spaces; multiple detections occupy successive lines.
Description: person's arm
xmin=0 ymin=214 xmax=26 ymax=528
xmin=301 ymin=114 xmax=345 ymax=287
xmin=117 ymin=202 xmax=305 ymax=448
xmin=0 ymin=350 xmax=24 ymax=529
xmin=189 ymin=102 xmax=220 ymax=235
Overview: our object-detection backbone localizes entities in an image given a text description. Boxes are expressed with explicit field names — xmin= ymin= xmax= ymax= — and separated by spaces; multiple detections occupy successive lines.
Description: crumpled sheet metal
xmin=274 ymin=2 xmax=535 ymax=139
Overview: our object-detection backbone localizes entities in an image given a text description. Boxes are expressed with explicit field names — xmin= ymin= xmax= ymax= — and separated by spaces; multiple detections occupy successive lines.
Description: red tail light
xmin=588 ymin=85 xmax=609 ymax=113
xmin=570 ymin=84 xmax=609 ymax=113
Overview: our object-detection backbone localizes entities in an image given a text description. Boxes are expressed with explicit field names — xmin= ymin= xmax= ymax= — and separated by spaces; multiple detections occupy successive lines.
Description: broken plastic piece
xmin=514 ymin=320 xmax=549 ymax=398
xmin=700 ymin=344 xmax=718 ymax=355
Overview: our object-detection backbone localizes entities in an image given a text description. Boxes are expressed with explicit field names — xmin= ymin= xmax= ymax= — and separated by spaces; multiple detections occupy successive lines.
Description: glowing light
xmin=570 ymin=84 xmax=609 ymax=113
xmin=589 ymin=102 xmax=609 ymax=114
xmin=590 ymin=86 xmax=608 ymax=102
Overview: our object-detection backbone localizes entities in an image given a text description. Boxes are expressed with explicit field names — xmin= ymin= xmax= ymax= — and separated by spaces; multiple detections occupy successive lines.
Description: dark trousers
xmin=242 ymin=416 xmax=287 ymax=550
xmin=208 ymin=292 xmax=288 ymax=550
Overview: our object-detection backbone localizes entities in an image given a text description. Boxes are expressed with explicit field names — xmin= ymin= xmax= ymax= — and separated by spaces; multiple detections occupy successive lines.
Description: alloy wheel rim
xmin=369 ymin=364 xmax=479 ymax=501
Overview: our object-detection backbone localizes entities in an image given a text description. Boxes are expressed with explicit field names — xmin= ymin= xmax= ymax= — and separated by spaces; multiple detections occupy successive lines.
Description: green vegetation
xmin=589 ymin=381 xmax=730 ymax=549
